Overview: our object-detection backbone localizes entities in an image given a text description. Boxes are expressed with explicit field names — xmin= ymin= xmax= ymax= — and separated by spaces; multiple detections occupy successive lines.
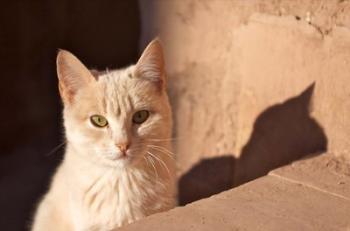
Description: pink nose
xmin=116 ymin=143 xmax=130 ymax=154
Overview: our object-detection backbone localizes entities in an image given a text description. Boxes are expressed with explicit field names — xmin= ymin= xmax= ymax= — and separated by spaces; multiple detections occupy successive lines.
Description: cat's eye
xmin=90 ymin=115 xmax=108 ymax=128
xmin=132 ymin=110 xmax=149 ymax=124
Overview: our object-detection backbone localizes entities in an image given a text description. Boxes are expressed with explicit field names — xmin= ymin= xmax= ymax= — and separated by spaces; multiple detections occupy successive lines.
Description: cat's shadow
xmin=178 ymin=83 xmax=328 ymax=205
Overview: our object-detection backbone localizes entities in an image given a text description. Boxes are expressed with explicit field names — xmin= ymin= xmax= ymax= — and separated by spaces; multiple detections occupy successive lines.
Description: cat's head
xmin=57 ymin=40 xmax=172 ymax=168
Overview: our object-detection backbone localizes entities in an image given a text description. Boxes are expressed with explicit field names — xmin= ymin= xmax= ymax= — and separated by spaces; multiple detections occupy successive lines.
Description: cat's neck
xmin=57 ymin=143 xmax=164 ymax=229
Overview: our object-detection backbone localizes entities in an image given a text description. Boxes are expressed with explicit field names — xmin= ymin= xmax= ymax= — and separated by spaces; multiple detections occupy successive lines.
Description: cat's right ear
xmin=56 ymin=50 xmax=95 ymax=104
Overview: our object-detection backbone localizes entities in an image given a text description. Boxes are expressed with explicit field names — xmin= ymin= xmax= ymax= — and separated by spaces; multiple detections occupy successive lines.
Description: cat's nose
xmin=116 ymin=142 xmax=130 ymax=155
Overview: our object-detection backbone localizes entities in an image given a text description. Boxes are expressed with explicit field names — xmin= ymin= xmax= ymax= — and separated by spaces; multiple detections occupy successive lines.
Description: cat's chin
xmin=104 ymin=155 xmax=142 ymax=168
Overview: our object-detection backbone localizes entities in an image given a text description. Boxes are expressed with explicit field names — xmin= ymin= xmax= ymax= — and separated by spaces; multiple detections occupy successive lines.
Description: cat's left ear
xmin=134 ymin=39 xmax=166 ymax=90
xmin=56 ymin=50 xmax=95 ymax=104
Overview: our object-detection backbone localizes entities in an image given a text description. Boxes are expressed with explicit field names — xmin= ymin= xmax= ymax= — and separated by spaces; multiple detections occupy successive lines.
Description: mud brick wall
xmin=139 ymin=0 xmax=350 ymax=204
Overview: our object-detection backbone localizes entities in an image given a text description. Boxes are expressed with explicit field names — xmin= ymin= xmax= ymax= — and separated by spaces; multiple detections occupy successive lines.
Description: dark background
xmin=0 ymin=1 xmax=140 ymax=230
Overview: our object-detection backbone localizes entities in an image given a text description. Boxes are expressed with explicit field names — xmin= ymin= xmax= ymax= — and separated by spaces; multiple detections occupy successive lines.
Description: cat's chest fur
xmin=67 ymin=165 xmax=164 ymax=231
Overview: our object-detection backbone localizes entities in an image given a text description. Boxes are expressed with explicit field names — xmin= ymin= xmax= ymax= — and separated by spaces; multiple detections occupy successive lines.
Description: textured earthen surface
xmin=270 ymin=153 xmax=350 ymax=201
xmin=120 ymin=154 xmax=350 ymax=231
xmin=136 ymin=1 xmax=350 ymax=229
xmin=140 ymin=0 xmax=350 ymax=204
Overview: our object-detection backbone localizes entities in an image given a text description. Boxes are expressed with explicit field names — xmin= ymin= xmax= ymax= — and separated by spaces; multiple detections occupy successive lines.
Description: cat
xmin=31 ymin=39 xmax=176 ymax=231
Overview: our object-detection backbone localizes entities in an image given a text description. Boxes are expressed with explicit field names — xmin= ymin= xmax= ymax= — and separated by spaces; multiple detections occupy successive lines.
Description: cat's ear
xmin=56 ymin=50 xmax=95 ymax=104
xmin=134 ymin=39 xmax=165 ymax=89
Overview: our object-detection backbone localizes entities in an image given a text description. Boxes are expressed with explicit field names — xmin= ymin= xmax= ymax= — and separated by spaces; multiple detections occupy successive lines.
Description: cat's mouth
xmin=106 ymin=150 xmax=140 ymax=163
xmin=98 ymin=147 xmax=146 ymax=166
xmin=108 ymin=153 xmax=130 ymax=161
xmin=116 ymin=154 xmax=132 ymax=161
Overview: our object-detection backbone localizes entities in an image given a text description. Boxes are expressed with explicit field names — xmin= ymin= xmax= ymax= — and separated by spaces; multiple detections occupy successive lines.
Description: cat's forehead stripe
xmin=101 ymin=71 xmax=134 ymax=117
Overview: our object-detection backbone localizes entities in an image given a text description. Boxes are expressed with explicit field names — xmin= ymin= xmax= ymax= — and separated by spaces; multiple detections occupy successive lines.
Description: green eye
xmin=132 ymin=110 xmax=149 ymax=124
xmin=90 ymin=115 xmax=108 ymax=127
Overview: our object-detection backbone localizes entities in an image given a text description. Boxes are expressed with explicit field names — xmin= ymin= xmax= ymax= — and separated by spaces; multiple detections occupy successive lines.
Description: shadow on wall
xmin=178 ymin=83 xmax=328 ymax=205
xmin=178 ymin=156 xmax=235 ymax=205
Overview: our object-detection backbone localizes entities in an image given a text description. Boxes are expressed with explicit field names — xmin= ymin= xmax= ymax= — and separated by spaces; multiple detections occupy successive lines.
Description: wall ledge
xmin=120 ymin=154 xmax=350 ymax=231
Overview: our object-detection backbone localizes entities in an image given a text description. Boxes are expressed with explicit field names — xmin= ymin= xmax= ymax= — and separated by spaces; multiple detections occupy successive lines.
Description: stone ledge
xmin=120 ymin=154 xmax=350 ymax=231
xmin=269 ymin=153 xmax=350 ymax=201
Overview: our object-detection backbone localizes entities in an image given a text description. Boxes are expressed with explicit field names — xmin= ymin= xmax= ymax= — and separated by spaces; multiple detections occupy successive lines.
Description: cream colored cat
xmin=32 ymin=40 xmax=176 ymax=231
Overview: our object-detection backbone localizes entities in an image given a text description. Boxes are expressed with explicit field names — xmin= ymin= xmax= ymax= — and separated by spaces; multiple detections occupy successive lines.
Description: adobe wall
xmin=140 ymin=0 xmax=350 ymax=204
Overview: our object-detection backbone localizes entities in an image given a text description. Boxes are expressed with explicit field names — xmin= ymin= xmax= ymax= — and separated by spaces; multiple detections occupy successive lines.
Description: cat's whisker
xmin=147 ymin=151 xmax=171 ymax=178
xmin=146 ymin=155 xmax=158 ymax=180
xmin=148 ymin=145 xmax=174 ymax=155
xmin=147 ymin=146 xmax=175 ymax=160
xmin=145 ymin=137 xmax=183 ymax=142
xmin=45 ymin=141 xmax=66 ymax=156
xmin=136 ymin=137 xmax=182 ymax=145
xmin=150 ymin=149 xmax=174 ymax=160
